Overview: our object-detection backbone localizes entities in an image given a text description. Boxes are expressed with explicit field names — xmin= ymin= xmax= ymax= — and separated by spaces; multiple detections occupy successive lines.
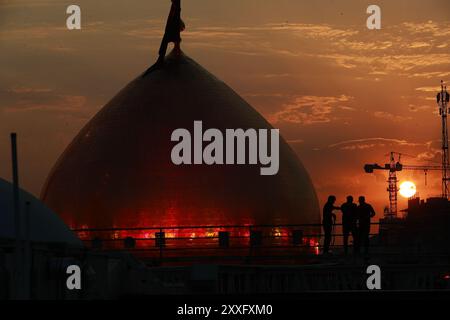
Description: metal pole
xmin=11 ymin=133 xmax=22 ymax=299
xmin=159 ymin=228 xmax=163 ymax=263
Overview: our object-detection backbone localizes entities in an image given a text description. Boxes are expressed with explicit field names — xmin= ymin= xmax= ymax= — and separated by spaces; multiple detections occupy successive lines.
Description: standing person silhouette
xmin=322 ymin=195 xmax=340 ymax=254
xmin=144 ymin=0 xmax=185 ymax=75
xmin=340 ymin=196 xmax=358 ymax=255
xmin=357 ymin=196 xmax=376 ymax=255
xmin=156 ymin=0 xmax=185 ymax=64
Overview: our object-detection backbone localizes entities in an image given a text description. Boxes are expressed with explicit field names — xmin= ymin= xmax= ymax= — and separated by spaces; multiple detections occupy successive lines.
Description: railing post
xmin=248 ymin=225 xmax=252 ymax=262
xmin=159 ymin=228 xmax=163 ymax=262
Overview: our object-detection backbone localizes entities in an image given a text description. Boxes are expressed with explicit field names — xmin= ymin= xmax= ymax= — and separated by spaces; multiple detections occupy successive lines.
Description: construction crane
xmin=364 ymin=152 xmax=449 ymax=218
xmin=364 ymin=81 xmax=450 ymax=218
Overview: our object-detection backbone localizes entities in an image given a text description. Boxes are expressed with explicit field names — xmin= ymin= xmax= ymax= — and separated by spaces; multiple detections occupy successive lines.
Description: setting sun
xmin=399 ymin=181 xmax=417 ymax=198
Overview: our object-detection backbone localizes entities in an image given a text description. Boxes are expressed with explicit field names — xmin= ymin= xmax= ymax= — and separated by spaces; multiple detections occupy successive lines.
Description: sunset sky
xmin=1 ymin=0 xmax=450 ymax=219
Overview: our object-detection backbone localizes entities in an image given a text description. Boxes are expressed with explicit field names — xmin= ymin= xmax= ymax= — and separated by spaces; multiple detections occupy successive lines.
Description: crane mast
xmin=387 ymin=152 xmax=398 ymax=218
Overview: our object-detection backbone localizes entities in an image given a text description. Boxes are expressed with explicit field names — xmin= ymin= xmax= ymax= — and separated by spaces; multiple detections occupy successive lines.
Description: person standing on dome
xmin=144 ymin=0 xmax=185 ymax=75
xmin=157 ymin=0 xmax=185 ymax=64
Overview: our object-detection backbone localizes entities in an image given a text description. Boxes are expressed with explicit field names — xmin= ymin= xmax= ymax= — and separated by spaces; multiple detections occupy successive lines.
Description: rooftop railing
xmin=69 ymin=221 xmax=423 ymax=264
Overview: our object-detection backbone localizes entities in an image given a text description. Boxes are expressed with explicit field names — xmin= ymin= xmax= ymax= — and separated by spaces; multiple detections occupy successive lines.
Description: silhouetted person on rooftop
xmin=157 ymin=0 xmax=185 ymax=64
xmin=322 ymin=195 xmax=340 ymax=254
xmin=357 ymin=196 xmax=376 ymax=255
xmin=340 ymin=195 xmax=358 ymax=255
xmin=144 ymin=0 xmax=185 ymax=75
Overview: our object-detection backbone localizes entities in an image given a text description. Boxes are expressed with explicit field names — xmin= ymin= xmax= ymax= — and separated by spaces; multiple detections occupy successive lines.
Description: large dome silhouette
xmin=41 ymin=50 xmax=319 ymax=230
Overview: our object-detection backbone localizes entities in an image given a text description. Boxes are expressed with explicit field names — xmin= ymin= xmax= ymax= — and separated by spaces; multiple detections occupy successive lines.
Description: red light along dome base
xmin=41 ymin=50 xmax=320 ymax=234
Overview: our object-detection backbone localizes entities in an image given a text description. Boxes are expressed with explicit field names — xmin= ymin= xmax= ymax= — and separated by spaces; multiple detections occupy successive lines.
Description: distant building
xmin=378 ymin=197 xmax=450 ymax=253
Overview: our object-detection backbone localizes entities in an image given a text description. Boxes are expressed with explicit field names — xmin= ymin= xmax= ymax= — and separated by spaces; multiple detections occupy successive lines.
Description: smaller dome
xmin=0 ymin=178 xmax=82 ymax=247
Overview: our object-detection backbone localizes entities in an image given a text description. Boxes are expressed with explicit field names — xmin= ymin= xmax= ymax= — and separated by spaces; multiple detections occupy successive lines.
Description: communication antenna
xmin=437 ymin=80 xmax=450 ymax=198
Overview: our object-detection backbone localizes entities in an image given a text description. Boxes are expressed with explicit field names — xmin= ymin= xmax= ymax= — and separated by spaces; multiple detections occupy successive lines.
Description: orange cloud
xmin=269 ymin=95 xmax=352 ymax=124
